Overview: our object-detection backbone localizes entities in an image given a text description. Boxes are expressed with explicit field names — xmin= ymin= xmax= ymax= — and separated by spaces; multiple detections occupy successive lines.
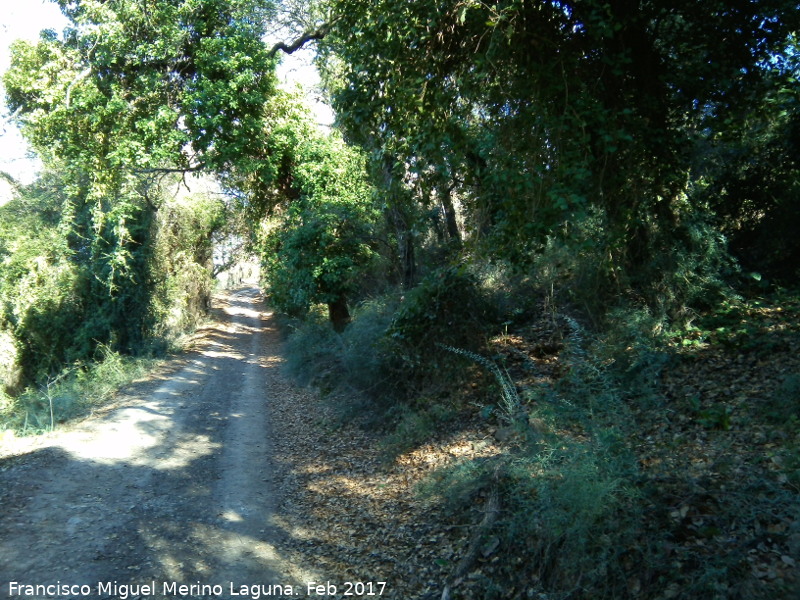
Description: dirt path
xmin=0 ymin=288 xmax=323 ymax=599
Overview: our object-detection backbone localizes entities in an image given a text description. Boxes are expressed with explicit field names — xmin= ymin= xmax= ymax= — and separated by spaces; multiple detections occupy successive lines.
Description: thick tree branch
xmin=268 ymin=18 xmax=338 ymax=57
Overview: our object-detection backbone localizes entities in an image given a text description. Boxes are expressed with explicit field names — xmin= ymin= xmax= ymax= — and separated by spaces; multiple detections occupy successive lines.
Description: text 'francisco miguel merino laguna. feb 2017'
xmin=7 ymin=580 xmax=388 ymax=598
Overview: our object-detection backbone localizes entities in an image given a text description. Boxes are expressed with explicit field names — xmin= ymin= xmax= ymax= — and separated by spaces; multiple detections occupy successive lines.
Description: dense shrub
xmin=283 ymin=308 xmax=342 ymax=386
xmin=283 ymin=298 xmax=399 ymax=423
xmin=0 ymin=178 xmax=85 ymax=387
xmin=0 ymin=172 xmax=221 ymax=398
xmin=282 ymin=266 xmax=498 ymax=411
xmin=386 ymin=265 xmax=497 ymax=391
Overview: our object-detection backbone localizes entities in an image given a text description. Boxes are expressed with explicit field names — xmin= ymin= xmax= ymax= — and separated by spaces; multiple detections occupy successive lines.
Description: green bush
xmin=591 ymin=306 xmax=672 ymax=406
xmin=282 ymin=297 xmax=401 ymax=425
xmin=0 ymin=171 xmax=220 ymax=398
xmin=0 ymin=186 xmax=88 ymax=384
xmin=282 ymin=292 xmax=478 ymax=433
xmin=283 ymin=308 xmax=342 ymax=387
xmin=257 ymin=132 xmax=380 ymax=331
xmin=281 ymin=267 xmax=498 ymax=419
xmin=386 ymin=265 xmax=496 ymax=391
xmin=337 ymin=297 xmax=398 ymax=396
xmin=420 ymin=436 xmax=643 ymax=598
xmin=381 ymin=403 xmax=456 ymax=458
xmin=517 ymin=201 xmax=737 ymax=328
xmin=148 ymin=194 xmax=221 ymax=339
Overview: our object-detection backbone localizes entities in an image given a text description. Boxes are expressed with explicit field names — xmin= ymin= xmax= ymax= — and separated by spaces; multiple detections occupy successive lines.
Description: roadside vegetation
xmin=0 ymin=170 xmax=221 ymax=433
xmin=1 ymin=0 xmax=798 ymax=598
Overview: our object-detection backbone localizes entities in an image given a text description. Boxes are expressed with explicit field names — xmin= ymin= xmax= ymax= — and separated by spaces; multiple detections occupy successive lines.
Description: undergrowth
xmin=282 ymin=267 xmax=496 ymax=435
xmin=277 ymin=252 xmax=800 ymax=599
xmin=420 ymin=316 xmax=645 ymax=599
xmin=0 ymin=345 xmax=160 ymax=435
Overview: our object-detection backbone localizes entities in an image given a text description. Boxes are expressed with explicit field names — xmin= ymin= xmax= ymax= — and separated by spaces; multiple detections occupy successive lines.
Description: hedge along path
xmin=0 ymin=287 xmax=323 ymax=599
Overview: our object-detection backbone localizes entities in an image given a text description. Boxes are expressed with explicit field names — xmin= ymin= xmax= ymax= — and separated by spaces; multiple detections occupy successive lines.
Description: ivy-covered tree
xmin=319 ymin=0 xmax=800 ymax=305
xmin=1 ymin=0 xmax=279 ymax=375
xmin=0 ymin=165 xmax=226 ymax=389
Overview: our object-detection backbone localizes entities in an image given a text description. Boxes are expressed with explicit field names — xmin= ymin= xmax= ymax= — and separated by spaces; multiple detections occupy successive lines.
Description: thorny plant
xmin=436 ymin=343 xmax=524 ymax=425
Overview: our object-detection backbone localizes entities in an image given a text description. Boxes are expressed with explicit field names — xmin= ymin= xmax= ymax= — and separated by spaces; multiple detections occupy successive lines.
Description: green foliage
xmin=282 ymin=291 xmax=476 ymax=434
xmin=283 ymin=297 xmax=398 ymax=416
xmin=591 ymin=306 xmax=671 ymax=404
xmin=258 ymin=130 xmax=381 ymax=327
xmin=3 ymin=3 xmax=797 ymax=594
xmin=332 ymin=297 xmax=398 ymax=397
xmin=0 ymin=170 xmax=221 ymax=394
xmin=0 ymin=344 xmax=157 ymax=434
xmin=695 ymin=33 xmax=800 ymax=284
xmin=148 ymin=193 xmax=223 ymax=337
xmin=316 ymin=0 xmax=800 ymax=332
xmin=381 ymin=403 xmax=455 ymax=459
xmin=685 ymin=395 xmax=733 ymax=431
xmin=5 ymin=0 xmax=277 ymax=175
xmin=695 ymin=294 xmax=800 ymax=356
xmin=437 ymin=343 xmax=523 ymax=426
xmin=387 ymin=266 xmax=496 ymax=382
xmin=419 ymin=320 xmax=643 ymax=599
xmin=1 ymin=0 xmax=276 ymax=392
xmin=0 ymin=174 xmax=85 ymax=387
xmin=523 ymin=206 xmax=620 ymax=316
xmin=283 ymin=308 xmax=342 ymax=386
xmin=499 ymin=445 xmax=638 ymax=594
xmin=762 ymin=373 xmax=800 ymax=426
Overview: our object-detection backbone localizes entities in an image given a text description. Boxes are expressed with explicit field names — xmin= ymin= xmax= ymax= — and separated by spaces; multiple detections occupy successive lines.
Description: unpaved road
xmin=0 ymin=288 xmax=325 ymax=599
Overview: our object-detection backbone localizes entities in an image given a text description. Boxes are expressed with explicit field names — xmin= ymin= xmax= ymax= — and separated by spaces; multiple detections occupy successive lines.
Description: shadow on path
xmin=0 ymin=288 xmax=324 ymax=599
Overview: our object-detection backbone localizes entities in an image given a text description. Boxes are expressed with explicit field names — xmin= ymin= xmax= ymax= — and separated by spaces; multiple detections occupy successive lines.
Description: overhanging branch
xmin=268 ymin=18 xmax=339 ymax=57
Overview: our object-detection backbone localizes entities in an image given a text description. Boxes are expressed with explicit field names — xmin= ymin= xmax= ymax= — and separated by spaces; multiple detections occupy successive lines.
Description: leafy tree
xmin=4 ymin=0 xmax=279 ymax=194
xmin=319 ymin=0 xmax=800 ymax=305
xmin=694 ymin=33 xmax=800 ymax=283
xmin=1 ymin=0 xmax=279 ymax=382
xmin=205 ymin=86 xmax=383 ymax=332
xmin=257 ymin=128 xmax=380 ymax=332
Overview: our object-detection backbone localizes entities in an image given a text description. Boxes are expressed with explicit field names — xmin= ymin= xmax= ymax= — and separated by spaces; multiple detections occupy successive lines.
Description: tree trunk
xmin=328 ymin=294 xmax=351 ymax=333
xmin=397 ymin=219 xmax=416 ymax=288
xmin=440 ymin=183 xmax=461 ymax=245
xmin=382 ymin=154 xmax=417 ymax=289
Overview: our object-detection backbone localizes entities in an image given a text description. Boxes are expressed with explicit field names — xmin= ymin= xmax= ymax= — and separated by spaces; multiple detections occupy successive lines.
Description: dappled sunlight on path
xmin=0 ymin=287 xmax=324 ymax=597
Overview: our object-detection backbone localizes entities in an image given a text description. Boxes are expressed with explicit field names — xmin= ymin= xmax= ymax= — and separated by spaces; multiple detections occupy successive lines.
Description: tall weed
xmin=0 ymin=347 xmax=156 ymax=434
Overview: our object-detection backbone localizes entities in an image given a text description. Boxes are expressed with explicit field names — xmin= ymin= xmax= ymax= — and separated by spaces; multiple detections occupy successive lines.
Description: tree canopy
xmin=5 ymin=0 xmax=277 ymax=176
xmin=1 ymin=0 xmax=281 ymax=387
xmin=2 ymin=0 xmax=798 ymax=370
xmin=319 ymin=0 xmax=799 ymax=286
